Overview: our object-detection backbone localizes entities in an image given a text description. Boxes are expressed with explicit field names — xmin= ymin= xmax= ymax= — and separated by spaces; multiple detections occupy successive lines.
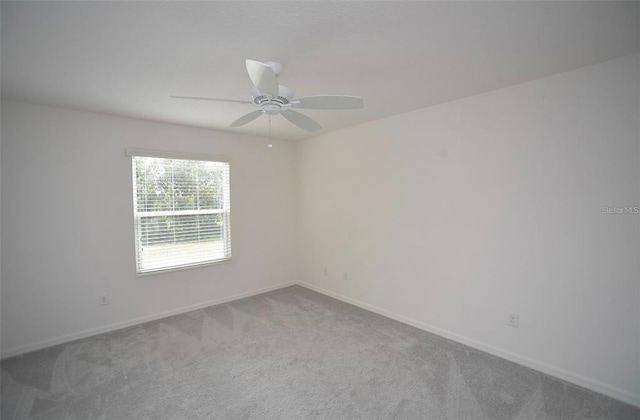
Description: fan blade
xmin=171 ymin=95 xmax=252 ymax=104
xmin=246 ymin=60 xmax=279 ymax=98
xmin=230 ymin=110 xmax=264 ymax=127
xmin=281 ymin=110 xmax=322 ymax=132
xmin=292 ymin=95 xmax=364 ymax=110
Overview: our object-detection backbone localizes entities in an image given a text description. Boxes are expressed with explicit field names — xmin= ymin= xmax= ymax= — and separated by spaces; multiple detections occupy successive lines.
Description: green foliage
xmin=135 ymin=157 xmax=225 ymax=212
xmin=134 ymin=157 xmax=229 ymax=246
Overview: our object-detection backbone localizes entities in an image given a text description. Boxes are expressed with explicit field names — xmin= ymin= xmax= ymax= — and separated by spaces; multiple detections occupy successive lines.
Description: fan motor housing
xmin=250 ymin=85 xmax=293 ymax=108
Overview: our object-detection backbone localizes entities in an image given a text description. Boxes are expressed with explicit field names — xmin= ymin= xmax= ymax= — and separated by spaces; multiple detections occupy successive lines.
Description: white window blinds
xmin=129 ymin=151 xmax=231 ymax=274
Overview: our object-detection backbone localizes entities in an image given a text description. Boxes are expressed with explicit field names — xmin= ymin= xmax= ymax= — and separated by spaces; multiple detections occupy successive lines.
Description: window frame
xmin=126 ymin=148 xmax=232 ymax=276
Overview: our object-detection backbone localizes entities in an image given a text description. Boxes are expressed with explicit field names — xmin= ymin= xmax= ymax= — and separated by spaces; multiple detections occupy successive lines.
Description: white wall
xmin=296 ymin=54 xmax=640 ymax=404
xmin=1 ymin=101 xmax=297 ymax=355
xmin=2 ymin=54 xmax=638 ymax=405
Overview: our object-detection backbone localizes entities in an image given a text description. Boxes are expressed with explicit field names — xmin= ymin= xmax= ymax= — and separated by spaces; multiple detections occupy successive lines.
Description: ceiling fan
xmin=171 ymin=59 xmax=364 ymax=132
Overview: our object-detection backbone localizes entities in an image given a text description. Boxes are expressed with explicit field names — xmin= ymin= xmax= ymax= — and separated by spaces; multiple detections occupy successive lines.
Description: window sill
xmin=136 ymin=258 xmax=232 ymax=278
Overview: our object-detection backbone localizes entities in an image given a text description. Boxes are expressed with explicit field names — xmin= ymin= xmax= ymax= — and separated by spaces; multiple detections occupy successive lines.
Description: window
xmin=127 ymin=149 xmax=231 ymax=274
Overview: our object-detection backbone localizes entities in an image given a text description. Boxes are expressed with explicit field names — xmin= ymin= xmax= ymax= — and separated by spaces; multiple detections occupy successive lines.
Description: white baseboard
xmin=297 ymin=281 xmax=640 ymax=409
xmin=1 ymin=281 xmax=296 ymax=360
xmin=3 ymin=279 xmax=638 ymax=408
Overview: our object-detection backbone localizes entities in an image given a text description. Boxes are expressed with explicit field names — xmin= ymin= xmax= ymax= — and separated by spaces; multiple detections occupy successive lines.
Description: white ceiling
xmin=1 ymin=1 xmax=638 ymax=141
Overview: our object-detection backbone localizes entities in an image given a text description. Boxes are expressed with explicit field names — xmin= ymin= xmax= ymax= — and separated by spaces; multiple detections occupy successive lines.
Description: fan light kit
xmin=171 ymin=59 xmax=364 ymax=132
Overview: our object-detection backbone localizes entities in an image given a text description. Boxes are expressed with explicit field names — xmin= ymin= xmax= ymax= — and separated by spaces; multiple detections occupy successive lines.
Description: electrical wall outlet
xmin=323 ymin=267 xmax=328 ymax=276
xmin=343 ymin=272 xmax=349 ymax=282
xmin=99 ymin=294 xmax=109 ymax=306
xmin=507 ymin=312 xmax=519 ymax=328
